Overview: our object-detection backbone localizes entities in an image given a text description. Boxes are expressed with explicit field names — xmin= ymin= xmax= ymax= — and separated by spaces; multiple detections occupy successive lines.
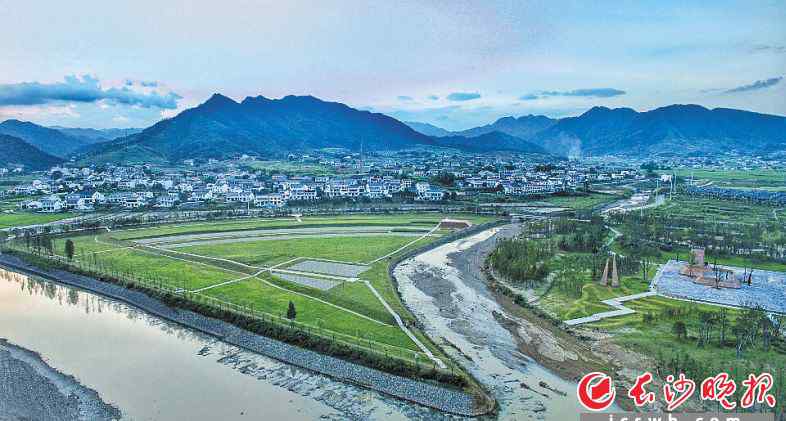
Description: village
xmin=0 ymin=152 xmax=647 ymax=214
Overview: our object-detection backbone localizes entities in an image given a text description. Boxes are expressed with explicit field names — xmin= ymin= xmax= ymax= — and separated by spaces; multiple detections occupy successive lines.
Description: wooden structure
xmin=599 ymin=254 xmax=620 ymax=288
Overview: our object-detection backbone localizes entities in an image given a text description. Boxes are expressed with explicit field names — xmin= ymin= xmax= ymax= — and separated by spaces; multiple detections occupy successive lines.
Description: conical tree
xmin=65 ymin=239 xmax=75 ymax=261
xmin=286 ymin=301 xmax=297 ymax=320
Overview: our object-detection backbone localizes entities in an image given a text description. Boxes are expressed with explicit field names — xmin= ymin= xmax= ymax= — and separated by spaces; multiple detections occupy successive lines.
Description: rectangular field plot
xmin=172 ymin=235 xmax=418 ymax=267
xmin=274 ymin=272 xmax=340 ymax=291
xmin=287 ymin=260 xmax=370 ymax=278
xmin=654 ymin=260 xmax=786 ymax=314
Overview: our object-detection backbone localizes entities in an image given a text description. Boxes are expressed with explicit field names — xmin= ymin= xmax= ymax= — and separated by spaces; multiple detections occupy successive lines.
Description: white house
xmin=254 ymin=193 xmax=286 ymax=208
xmin=39 ymin=195 xmax=64 ymax=213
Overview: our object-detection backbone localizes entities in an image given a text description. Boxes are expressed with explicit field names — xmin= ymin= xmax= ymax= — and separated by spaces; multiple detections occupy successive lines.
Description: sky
xmin=0 ymin=0 xmax=784 ymax=130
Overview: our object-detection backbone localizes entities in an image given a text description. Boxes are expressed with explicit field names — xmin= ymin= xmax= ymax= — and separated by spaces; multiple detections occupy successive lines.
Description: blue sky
xmin=0 ymin=0 xmax=784 ymax=130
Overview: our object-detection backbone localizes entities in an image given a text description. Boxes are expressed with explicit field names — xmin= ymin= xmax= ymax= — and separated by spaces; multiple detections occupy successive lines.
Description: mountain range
xmin=407 ymin=105 xmax=786 ymax=157
xmin=0 ymin=134 xmax=63 ymax=170
xmin=1 ymin=93 xmax=785 ymax=166
xmin=50 ymin=126 xmax=142 ymax=144
xmin=81 ymin=94 xmax=546 ymax=163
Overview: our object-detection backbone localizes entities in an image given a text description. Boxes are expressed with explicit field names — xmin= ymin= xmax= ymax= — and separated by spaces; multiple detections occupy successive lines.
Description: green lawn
xmin=201 ymin=276 xmax=419 ymax=351
xmin=0 ymin=212 xmax=75 ymax=229
xmin=112 ymin=213 xmax=494 ymax=241
xmin=649 ymin=195 xmax=779 ymax=224
xmin=15 ymin=213 xmax=504 ymax=374
xmin=47 ymin=234 xmax=237 ymax=290
xmin=246 ymin=160 xmax=339 ymax=176
xmin=538 ymin=270 xmax=653 ymax=320
xmin=175 ymin=235 xmax=419 ymax=266
xmin=663 ymin=168 xmax=786 ymax=189
xmin=540 ymin=193 xmax=621 ymax=211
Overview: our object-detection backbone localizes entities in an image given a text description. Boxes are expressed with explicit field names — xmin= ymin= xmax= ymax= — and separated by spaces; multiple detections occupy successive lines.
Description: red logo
xmin=578 ymin=372 xmax=616 ymax=411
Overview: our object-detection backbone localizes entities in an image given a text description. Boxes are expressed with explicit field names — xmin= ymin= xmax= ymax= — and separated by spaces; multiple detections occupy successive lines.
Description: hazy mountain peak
xmin=203 ymin=93 xmax=237 ymax=106
xmin=240 ymin=95 xmax=272 ymax=105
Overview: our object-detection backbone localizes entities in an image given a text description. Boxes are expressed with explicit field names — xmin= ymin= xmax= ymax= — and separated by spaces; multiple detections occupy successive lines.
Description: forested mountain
xmin=0 ymin=134 xmax=63 ymax=169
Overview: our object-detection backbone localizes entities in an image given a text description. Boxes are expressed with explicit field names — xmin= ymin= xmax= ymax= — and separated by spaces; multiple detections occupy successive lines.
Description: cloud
xmin=723 ymin=76 xmax=782 ymax=94
xmin=540 ymin=88 xmax=626 ymax=98
xmin=447 ymin=92 xmax=481 ymax=101
xmin=519 ymin=94 xmax=540 ymax=100
xmin=0 ymin=75 xmax=181 ymax=109
xmin=749 ymin=44 xmax=786 ymax=54
xmin=427 ymin=95 xmax=439 ymax=100
xmin=397 ymin=95 xmax=413 ymax=101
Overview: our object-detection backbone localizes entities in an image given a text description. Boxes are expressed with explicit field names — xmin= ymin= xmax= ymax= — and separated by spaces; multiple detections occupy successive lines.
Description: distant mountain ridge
xmin=406 ymin=115 xmax=557 ymax=140
xmin=531 ymin=104 xmax=786 ymax=157
xmin=404 ymin=121 xmax=453 ymax=137
xmin=408 ymin=105 xmax=786 ymax=157
xmin=3 ymin=95 xmax=784 ymax=164
xmin=0 ymin=119 xmax=91 ymax=158
xmin=83 ymin=94 xmax=549 ymax=163
xmin=432 ymin=131 xmax=546 ymax=154
xmin=50 ymin=126 xmax=142 ymax=143
xmin=0 ymin=134 xmax=63 ymax=170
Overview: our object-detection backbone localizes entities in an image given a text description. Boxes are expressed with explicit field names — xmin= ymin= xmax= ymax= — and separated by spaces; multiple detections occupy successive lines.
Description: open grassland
xmin=664 ymin=168 xmax=786 ymax=189
xmin=199 ymin=276 xmax=417 ymax=350
xmin=246 ymin=160 xmax=339 ymax=176
xmin=46 ymin=230 xmax=424 ymax=351
xmin=37 ymin=213 xmax=499 ymax=363
xmin=174 ymin=235 xmax=417 ymax=267
xmin=539 ymin=273 xmax=652 ymax=320
xmin=0 ymin=212 xmax=75 ymax=230
xmin=649 ymin=195 xmax=779 ymax=224
xmin=540 ymin=192 xmax=621 ymax=211
xmin=112 ymin=213 xmax=494 ymax=241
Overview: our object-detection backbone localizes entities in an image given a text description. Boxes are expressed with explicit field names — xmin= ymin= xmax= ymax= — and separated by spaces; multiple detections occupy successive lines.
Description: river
xmin=0 ymin=267 xmax=456 ymax=421
xmin=395 ymin=225 xmax=590 ymax=420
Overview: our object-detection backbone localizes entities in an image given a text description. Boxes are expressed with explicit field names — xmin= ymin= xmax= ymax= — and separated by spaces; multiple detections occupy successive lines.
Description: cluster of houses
xmin=0 ymin=156 xmax=645 ymax=213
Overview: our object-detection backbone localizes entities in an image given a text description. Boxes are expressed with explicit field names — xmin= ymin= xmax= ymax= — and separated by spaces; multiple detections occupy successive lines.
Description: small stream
xmin=0 ymin=267 xmax=457 ymax=421
xmin=395 ymin=226 xmax=588 ymax=420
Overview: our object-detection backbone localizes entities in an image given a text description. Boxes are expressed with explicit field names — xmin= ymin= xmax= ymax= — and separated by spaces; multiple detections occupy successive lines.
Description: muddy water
xmin=0 ymin=268 xmax=452 ymax=421
xmin=395 ymin=226 xmax=589 ymax=420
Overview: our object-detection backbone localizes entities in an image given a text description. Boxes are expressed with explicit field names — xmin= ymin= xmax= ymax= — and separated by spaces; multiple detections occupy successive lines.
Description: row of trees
xmin=609 ymin=200 xmax=785 ymax=262
xmin=666 ymin=304 xmax=785 ymax=358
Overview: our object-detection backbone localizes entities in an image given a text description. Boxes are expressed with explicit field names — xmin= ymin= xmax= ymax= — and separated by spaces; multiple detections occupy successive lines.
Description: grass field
xmin=663 ymin=168 xmax=786 ymax=189
xmin=246 ymin=160 xmax=339 ymax=176
xmin=35 ymin=213 xmax=498 ymax=359
xmin=175 ymin=235 xmax=418 ymax=267
xmin=649 ymin=195 xmax=780 ymax=224
xmin=112 ymin=213 xmax=493 ymax=241
xmin=0 ymin=212 xmax=75 ymax=230
xmin=540 ymin=192 xmax=621 ymax=211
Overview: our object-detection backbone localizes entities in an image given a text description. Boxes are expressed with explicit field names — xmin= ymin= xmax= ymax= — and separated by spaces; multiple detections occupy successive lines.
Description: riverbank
xmin=0 ymin=252 xmax=480 ymax=416
xmin=0 ymin=338 xmax=121 ymax=421
xmin=394 ymin=224 xmax=599 ymax=419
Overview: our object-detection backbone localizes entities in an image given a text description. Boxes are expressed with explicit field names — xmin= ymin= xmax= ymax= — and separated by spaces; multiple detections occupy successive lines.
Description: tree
xmin=65 ymin=239 xmax=75 ymax=261
xmin=672 ymin=321 xmax=687 ymax=340
xmin=286 ymin=301 xmax=297 ymax=320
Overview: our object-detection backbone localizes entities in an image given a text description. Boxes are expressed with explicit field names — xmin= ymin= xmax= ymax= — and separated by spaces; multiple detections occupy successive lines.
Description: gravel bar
xmin=0 ymin=253 xmax=479 ymax=416
xmin=0 ymin=338 xmax=121 ymax=421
